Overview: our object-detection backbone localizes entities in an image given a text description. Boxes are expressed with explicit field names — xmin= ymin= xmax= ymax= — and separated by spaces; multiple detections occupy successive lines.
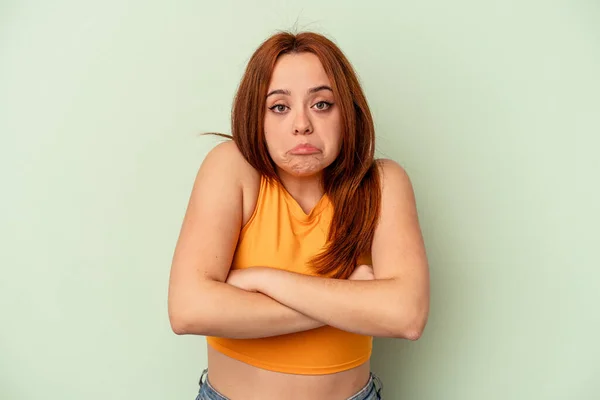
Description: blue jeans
xmin=195 ymin=368 xmax=383 ymax=400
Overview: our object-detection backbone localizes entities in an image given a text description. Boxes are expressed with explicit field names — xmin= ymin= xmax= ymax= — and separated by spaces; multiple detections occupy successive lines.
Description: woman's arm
xmin=168 ymin=142 xmax=325 ymax=339
xmin=173 ymin=263 xmax=373 ymax=338
xmin=174 ymin=280 xmax=325 ymax=338
xmin=230 ymin=160 xmax=430 ymax=339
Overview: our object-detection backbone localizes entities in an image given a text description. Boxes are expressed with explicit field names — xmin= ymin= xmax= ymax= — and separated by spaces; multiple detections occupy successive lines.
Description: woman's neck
xmin=276 ymin=168 xmax=325 ymax=213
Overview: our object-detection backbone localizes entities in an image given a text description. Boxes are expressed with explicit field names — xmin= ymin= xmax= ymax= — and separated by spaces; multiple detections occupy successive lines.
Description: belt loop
xmin=199 ymin=368 xmax=208 ymax=386
xmin=372 ymin=372 xmax=383 ymax=398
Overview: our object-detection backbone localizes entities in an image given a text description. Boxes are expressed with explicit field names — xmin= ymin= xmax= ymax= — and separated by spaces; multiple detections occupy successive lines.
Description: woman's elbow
xmin=169 ymin=310 xmax=214 ymax=336
xmin=392 ymin=305 xmax=429 ymax=340
xmin=391 ymin=324 xmax=424 ymax=341
xmin=168 ymin=281 xmax=218 ymax=335
xmin=169 ymin=311 xmax=190 ymax=335
xmin=168 ymin=298 xmax=210 ymax=336
xmin=401 ymin=325 xmax=425 ymax=341
xmin=168 ymin=304 xmax=191 ymax=335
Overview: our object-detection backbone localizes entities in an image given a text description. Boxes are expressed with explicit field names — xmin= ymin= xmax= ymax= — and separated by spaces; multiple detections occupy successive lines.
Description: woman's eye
xmin=313 ymin=101 xmax=332 ymax=110
xmin=270 ymin=104 xmax=288 ymax=113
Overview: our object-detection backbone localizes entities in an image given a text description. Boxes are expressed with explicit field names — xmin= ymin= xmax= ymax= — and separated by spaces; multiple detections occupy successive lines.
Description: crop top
xmin=206 ymin=175 xmax=372 ymax=375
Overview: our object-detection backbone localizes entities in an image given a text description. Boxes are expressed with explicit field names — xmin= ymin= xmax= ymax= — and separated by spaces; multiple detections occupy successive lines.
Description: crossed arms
xmin=167 ymin=142 xmax=429 ymax=340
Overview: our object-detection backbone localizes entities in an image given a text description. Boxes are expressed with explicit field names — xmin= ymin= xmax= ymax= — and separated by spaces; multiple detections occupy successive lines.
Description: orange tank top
xmin=206 ymin=175 xmax=373 ymax=375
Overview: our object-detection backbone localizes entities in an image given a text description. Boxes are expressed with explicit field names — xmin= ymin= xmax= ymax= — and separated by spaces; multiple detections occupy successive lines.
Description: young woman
xmin=168 ymin=31 xmax=430 ymax=400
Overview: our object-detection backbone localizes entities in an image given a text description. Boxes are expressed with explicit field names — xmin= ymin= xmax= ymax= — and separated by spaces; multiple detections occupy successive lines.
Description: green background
xmin=1 ymin=1 xmax=598 ymax=398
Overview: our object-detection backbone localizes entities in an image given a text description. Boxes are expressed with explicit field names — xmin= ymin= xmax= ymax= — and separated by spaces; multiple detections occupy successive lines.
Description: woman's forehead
xmin=268 ymin=53 xmax=331 ymax=91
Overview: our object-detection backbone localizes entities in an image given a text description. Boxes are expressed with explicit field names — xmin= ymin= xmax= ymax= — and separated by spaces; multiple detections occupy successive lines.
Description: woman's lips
xmin=289 ymin=143 xmax=320 ymax=155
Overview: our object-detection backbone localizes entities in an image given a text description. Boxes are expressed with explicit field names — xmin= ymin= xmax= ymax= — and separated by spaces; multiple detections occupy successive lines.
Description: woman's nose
xmin=293 ymin=111 xmax=313 ymax=135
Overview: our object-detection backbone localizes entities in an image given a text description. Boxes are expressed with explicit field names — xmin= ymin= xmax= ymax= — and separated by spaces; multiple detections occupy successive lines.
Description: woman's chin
xmin=278 ymin=165 xmax=324 ymax=179
xmin=275 ymin=158 xmax=327 ymax=178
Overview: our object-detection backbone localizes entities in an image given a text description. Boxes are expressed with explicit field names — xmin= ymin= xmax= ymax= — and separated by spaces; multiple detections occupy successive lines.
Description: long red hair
xmin=216 ymin=31 xmax=381 ymax=279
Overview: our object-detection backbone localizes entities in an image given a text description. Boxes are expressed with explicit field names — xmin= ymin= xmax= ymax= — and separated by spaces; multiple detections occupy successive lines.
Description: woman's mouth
xmin=289 ymin=143 xmax=320 ymax=155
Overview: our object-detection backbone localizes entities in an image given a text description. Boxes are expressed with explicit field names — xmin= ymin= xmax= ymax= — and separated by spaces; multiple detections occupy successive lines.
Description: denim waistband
xmin=195 ymin=368 xmax=383 ymax=400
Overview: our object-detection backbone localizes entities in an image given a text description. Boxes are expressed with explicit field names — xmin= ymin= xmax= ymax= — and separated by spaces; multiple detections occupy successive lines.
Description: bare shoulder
xmin=375 ymin=158 xmax=415 ymax=200
xmin=201 ymin=140 xmax=260 ymax=225
xmin=371 ymin=157 xmax=427 ymax=279
xmin=202 ymin=141 xmax=251 ymax=176
xmin=200 ymin=140 xmax=258 ymax=182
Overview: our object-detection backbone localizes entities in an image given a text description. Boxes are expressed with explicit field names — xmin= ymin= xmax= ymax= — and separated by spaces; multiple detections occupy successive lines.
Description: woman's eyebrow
xmin=266 ymin=85 xmax=333 ymax=98
xmin=266 ymin=89 xmax=290 ymax=97
xmin=308 ymin=85 xmax=333 ymax=94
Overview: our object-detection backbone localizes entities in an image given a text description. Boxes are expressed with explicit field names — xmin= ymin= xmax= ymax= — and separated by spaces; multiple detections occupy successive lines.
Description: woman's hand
xmin=348 ymin=264 xmax=375 ymax=281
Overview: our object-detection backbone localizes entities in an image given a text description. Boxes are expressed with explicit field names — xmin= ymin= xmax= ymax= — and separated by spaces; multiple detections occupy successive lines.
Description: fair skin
xmin=168 ymin=52 xmax=429 ymax=399
xmin=263 ymin=52 xmax=342 ymax=210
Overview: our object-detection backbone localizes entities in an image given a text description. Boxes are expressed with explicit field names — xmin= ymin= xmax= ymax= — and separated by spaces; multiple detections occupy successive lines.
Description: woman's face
xmin=264 ymin=52 xmax=342 ymax=178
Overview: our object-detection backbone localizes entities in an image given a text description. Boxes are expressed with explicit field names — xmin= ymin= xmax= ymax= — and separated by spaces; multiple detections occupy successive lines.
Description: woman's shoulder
xmin=204 ymin=140 xmax=260 ymax=181
xmin=374 ymin=158 xmax=416 ymax=209
xmin=203 ymin=140 xmax=260 ymax=224
xmin=375 ymin=158 xmax=410 ymax=183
